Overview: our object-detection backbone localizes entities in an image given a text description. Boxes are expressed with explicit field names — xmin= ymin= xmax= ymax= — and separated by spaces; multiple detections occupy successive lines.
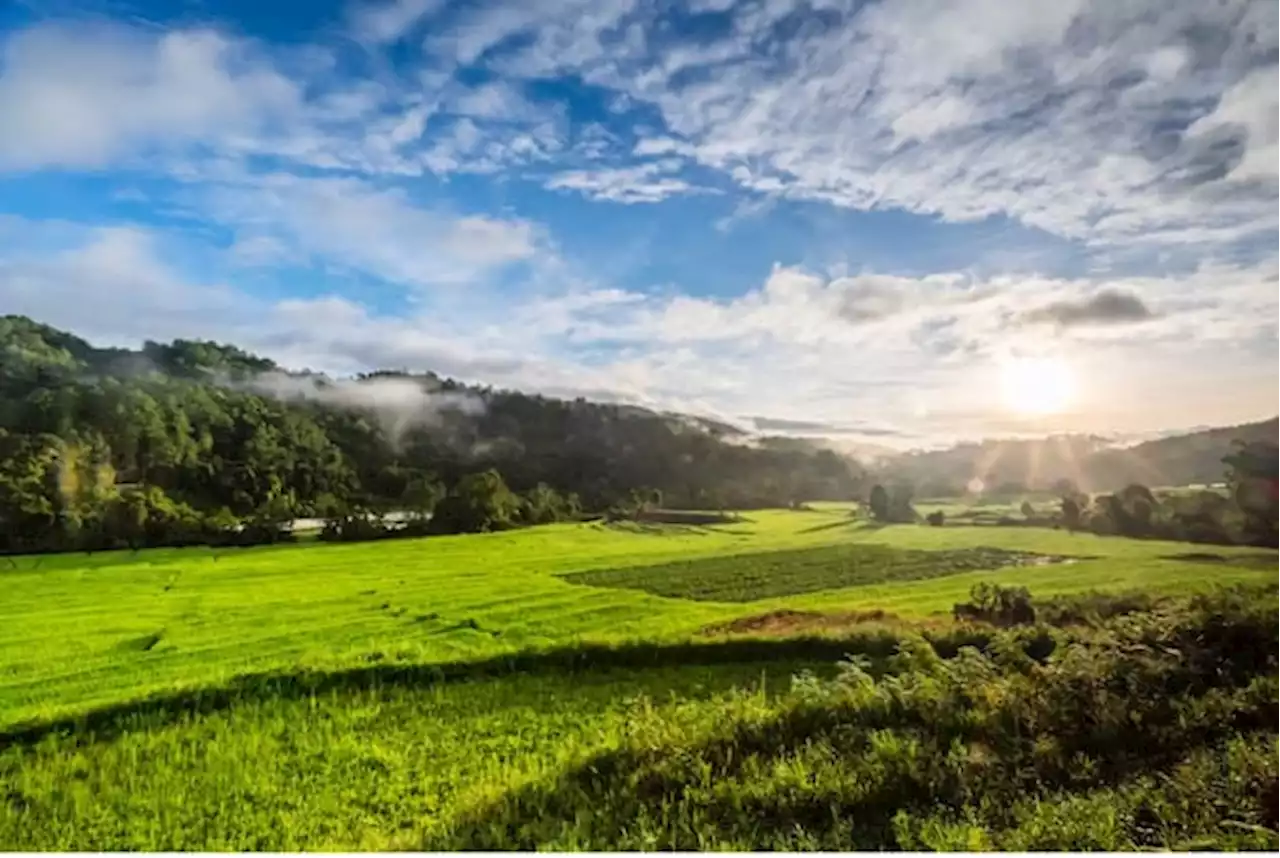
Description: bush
xmin=953 ymin=583 xmax=1036 ymax=626
xmin=520 ymin=483 xmax=580 ymax=525
xmin=319 ymin=515 xmax=394 ymax=542
xmin=925 ymin=510 xmax=945 ymax=527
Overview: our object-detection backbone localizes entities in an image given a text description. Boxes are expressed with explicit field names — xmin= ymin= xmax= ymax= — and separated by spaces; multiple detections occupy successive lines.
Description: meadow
xmin=1 ymin=505 xmax=1276 ymax=850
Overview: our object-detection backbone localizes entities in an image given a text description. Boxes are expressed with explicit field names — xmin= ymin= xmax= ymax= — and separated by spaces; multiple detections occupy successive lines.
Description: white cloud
xmin=1 ymin=220 xmax=1274 ymax=442
xmin=201 ymin=173 xmax=541 ymax=287
xmin=633 ymin=136 xmax=697 ymax=158
xmin=0 ymin=23 xmax=300 ymax=170
xmin=1186 ymin=65 xmax=1279 ymax=182
xmin=0 ymin=226 xmax=247 ymax=345
xmin=0 ymin=4 xmax=1275 ymax=445
xmin=545 ymin=161 xmax=704 ymax=203
xmin=226 ymin=234 xmax=295 ymax=268
xmin=507 ymin=0 xmax=1278 ymax=247
xmin=350 ymin=0 xmax=447 ymax=45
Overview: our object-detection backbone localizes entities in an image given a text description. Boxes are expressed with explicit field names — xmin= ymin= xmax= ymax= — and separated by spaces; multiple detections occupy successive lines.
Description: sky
xmin=0 ymin=0 xmax=1276 ymax=449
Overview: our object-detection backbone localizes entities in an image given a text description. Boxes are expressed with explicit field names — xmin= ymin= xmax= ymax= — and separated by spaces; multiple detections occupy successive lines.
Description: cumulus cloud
xmin=1 ymin=220 xmax=1275 ymax=444
xmin=1022 ymin=289 xmax=1157 ymax=328
xmin=0 ymin=23 xmax=300 ymax=170
xmin=201 ymin=172 xmax=542 ymax=287
xmin=0 ymin=225 xmax=246 ymax=345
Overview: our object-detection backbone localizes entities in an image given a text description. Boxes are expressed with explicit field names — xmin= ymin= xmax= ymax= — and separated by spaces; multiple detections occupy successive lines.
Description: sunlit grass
xmin=2 ymin=507 xmax=1274 ymax=724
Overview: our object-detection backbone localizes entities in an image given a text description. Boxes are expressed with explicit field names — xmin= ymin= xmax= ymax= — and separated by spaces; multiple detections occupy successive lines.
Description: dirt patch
xmin=701 ymin=608 xmax=899 ymax=637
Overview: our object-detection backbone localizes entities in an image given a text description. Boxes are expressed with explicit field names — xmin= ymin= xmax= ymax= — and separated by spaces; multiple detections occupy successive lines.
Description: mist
xmin=245 ymin=372 xmax=485 ymax=441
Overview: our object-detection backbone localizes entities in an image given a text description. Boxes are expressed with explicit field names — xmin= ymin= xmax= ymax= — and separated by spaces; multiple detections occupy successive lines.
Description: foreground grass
xmin=438 ymin=587 xmax=1279 ymax=851
xmin=1 ymin=587 xmax=1274 ymax=850
xmin=2 ymin=508 xmax=1275 ymax=724
xmin=0 ymin=661 xmax=816 ymax=850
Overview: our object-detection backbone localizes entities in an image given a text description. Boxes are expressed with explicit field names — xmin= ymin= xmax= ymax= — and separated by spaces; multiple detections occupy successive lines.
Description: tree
xmin=105 ymin=485 xmax=200 ymax=550
xmin=1116 ymin=483 xmax=1158 ymax=536
xmin=1061 ymin=495 xmax=1082 ymax=532
xmin=521 ymin=482 xmax=573 ymax=525
xmin=0 ymin=314 xmax=880 ymax=551
xmin=1224 ymin=440 xmax=1279 ymax=547
xmin=401 ymin=475 xmax=445 ymax=523
xmin=868 ymin=484 xmax=890 ymax=521
xmin=888 ymin=483 xmax=917 ymax=523
xmin=430 ymin=469 xmax=522 ymax=534
xmin=1020 ymin=500 xmax=1036 ymax=520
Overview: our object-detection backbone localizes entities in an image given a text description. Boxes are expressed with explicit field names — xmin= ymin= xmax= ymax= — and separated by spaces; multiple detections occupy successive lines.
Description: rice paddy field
xmin=2 ymin=505 xmax=1276 ymax=850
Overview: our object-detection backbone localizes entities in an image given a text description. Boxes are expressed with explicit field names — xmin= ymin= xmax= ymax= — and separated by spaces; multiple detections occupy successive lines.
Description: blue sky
xmin=0 ymin=0 xmax=1276 ymax=447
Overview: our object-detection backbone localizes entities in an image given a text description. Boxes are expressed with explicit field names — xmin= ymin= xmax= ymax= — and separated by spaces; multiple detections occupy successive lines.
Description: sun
xmin=999 ymin=356 xmax=1075 ymax=416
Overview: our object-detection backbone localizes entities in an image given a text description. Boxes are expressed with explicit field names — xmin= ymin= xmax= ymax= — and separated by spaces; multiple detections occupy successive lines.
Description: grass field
xmin=562 ymin=544 xmax=1076 ymax=602
xmin=1 ymin=506 xmax=1276 ymax=849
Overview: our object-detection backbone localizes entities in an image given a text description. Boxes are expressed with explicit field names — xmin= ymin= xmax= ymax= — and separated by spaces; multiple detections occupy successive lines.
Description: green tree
xmin=430 ymin=469 xmax=522 ymax=534
xmin=401 ymin=475 xmax=445 ymax=524
xmin=868 ymin=484 xmax=890 ymax=521
xmin=1060 ymin=495 xmax=1082 ymax=532
xmin=521 ymin=482 xmax=574 ymax=525
xmin=1224 ymin=440 xmax=1279 ymax=547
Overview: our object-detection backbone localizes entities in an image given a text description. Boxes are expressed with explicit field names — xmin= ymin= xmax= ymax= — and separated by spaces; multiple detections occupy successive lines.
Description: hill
xmin=0 ymin=315 xmax=866 ymax=553
xmin=879 ymin=419 xmax=1278 ymax=495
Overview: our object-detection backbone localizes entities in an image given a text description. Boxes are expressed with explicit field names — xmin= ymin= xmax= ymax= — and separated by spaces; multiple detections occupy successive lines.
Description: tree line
xmin=862 ymin=439 xmax=1278 ymax=548
xmin=0 ymin=316 xmax=865 ymax=554
xmin=877 ymin=418 xmax=1279 ymax=497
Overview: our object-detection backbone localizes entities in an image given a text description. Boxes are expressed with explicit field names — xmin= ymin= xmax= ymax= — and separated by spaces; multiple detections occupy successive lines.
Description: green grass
xmin=562 ymin=544 xmax=1076 ymax=602
xmin=433 ymin=589 xmax=1279 ymax=851
xmin=2 ymin=507 xmax=1274 ymax=725
xmin=1 ymin=588 xmax=1273 ymax=851
xmin=0 ymin=661 xmax=823 ymax=850
xmin=0 ymin=500 xmax=1276 ymax=851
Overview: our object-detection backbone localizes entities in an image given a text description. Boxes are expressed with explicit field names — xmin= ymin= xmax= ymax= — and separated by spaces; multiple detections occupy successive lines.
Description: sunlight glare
xmin=999 ymin=357 xmax=1075 ymax=416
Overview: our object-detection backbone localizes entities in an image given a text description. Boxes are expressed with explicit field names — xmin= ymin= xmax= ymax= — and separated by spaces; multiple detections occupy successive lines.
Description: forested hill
xmin=0 ymin=315 xmax=864 ymax=551
xmin=878 ymin=418 xmax=1279 ymax=496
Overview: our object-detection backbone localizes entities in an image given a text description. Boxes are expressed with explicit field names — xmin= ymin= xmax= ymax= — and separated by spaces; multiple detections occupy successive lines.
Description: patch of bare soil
xmin=701 ymin=608 xmax=900 ymax=637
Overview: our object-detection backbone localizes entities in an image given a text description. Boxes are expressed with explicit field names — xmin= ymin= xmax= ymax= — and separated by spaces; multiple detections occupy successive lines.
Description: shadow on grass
xmin=434 ymin=657 xmax=1279 ymax=850
xmin=0 ymin=627 xmax=1010 ymax=752
xmin=1162 ymin=552 xmax=1278 ymax=570
xmin=435 ymin=708 xmax=1277 ymax=851
xmin=797 ymin=518 xmax=884 ymax=535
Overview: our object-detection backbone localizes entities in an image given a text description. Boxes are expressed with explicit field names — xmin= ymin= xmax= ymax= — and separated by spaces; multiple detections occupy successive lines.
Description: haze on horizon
xmin=0 ymin=0 xmax=1276 ymax=447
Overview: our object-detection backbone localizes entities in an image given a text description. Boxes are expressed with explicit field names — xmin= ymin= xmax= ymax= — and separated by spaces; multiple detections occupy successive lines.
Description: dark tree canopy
xmin=0 ymin=315 xmax=866 ymax=553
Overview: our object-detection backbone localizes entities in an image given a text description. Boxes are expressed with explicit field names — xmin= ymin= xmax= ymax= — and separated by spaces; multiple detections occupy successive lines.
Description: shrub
xmin=925 ymin=510 xmax=945 ymax=527
xmin=953 ymin=583 xmax=1036 ymax=626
